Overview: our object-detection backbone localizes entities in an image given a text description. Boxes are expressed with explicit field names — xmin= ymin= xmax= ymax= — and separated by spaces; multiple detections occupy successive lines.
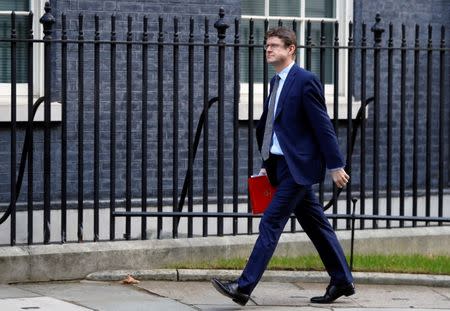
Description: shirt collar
xmin=277 ymin=61 xmax=295 ymax=81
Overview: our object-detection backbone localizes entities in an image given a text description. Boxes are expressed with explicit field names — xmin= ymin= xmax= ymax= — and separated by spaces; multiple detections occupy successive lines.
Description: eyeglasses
xmin=264 ymin=43 xmax=284 ymax=50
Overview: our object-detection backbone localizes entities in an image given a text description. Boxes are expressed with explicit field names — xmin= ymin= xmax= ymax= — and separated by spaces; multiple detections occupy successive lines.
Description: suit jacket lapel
xmin=274 ymin=65 xmax=298 ymax=120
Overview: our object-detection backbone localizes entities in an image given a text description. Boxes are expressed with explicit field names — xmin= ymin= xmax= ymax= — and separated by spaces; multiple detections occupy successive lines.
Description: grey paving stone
xmin=337 ymin=284 xmax=450 ymax=309
xmin=137 ymin=280 xmax=256 ymax=306
xmin=0 ymin=296 xmax=91 ymax=311
xmin=0 ymin=284 xmax=40 ymax=299
xmin=15 ymin=281 xmax=194 ymax=311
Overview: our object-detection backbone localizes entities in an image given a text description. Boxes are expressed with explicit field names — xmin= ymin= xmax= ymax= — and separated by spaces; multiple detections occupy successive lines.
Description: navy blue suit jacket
xmin=256 ymin=64 xmax=344 ymax=185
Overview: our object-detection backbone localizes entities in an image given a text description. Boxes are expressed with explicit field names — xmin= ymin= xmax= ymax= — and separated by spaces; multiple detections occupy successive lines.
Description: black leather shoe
xmin=211 ymin=278 xmax=250 ymax=306
xmin=310 ymin=283 xmax=355 ymax=303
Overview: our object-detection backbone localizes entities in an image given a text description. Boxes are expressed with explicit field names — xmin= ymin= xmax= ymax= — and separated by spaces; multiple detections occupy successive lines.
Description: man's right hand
xmin=258 ymin=168 xmax=267 ymax=176
xmin=330 ymin=168 xmax=349 ymax=188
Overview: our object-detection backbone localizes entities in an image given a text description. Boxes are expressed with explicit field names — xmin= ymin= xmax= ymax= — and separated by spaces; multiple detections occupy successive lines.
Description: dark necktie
xmin=261 ymin=75 xmax=280 ymax=161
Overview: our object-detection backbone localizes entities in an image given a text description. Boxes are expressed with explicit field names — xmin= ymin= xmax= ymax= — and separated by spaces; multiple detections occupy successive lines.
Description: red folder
xmin=248 ymin=175 xmax=277 ymax=214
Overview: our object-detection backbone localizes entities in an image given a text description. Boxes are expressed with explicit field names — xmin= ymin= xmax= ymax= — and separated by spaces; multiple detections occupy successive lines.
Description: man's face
xmin=265 ymin=36 xmax=295 ymax=67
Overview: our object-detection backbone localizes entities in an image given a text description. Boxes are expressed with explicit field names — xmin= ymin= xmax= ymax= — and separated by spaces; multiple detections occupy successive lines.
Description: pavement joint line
xmin=85 ymin=269 xmax=450 ymax=287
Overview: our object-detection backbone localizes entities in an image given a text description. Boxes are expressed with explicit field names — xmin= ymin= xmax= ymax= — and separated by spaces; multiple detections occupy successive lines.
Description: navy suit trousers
xmin=237 ymin=155 xmax=353 ymax=294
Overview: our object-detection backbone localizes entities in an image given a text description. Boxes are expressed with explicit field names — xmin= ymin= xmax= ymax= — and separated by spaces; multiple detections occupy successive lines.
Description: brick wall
xmin=350 ymin=0 xmax=450 ymax=192
xmin=0 ymin=0 xmax=241 ymax=206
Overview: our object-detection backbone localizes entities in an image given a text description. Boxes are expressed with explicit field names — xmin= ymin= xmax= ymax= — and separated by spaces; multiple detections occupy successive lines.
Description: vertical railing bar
xmin=247 ymin=18 xmax=254 ymax=234
xmin=77 ymin=13 xmax=84 ymax=242
xmin=157 ymin=17 xmax=164 ymax=239
xmin=141 ymin=16 xmax=149 ymax=240
xmin=10 ymin=11 xmax=17 ymax=246
xmin=109 ymin=14 xmax=117 ymax=241
xmin=305 ymin=20 xmax=311 ymax=70
xmin=27 ymin=12 xmax=34 ymax=245
xmin=412 ymin=25 xmax=420 ymax=227
xmin=332 ymin=20 xmax=340 ymax=230
xmin=346 ymin=21 xmax=354 ymax=230
xmin=425 ymin=24 xmax=432 ymax=225
xmin=93 ymin=15 xmax=100 ymax=242
xmin=371 ymin=14 xmax=383 ymax=229
xmin=187 ymin=17 xmax=194 ymax=238
xmin=172 ymin=17 xmax=179 ymax=239
xmin=125 ymin=16 xmax=133 ymax=240
xmin=214 ymin=9 xmax=228 ymax=237
xmin=438 ymin=26 xmax=445 ymax=223
xmin=290 ymin=19 xmax=297 ymax=233
xmin=263 ymin=19 xmax=269 ymax=101
xmin=319 ymin=20 xmax=325 ymax=208
xmin=233 ymin=18 xmax=240 ymax=235
xmin=61 ymin=13 xmax=67 ymax=243
xmin=360 ymin=22 xmax=367 ymax=230
xmin=386 ymin=22 xmax=393 ymax=229
xmin=41 ymin=5 xmax=54 ymax=244
xmin=202 ymin=17 xmax=209 ymax=237
xmin=399 ymin=24 xmax=406 ymax=228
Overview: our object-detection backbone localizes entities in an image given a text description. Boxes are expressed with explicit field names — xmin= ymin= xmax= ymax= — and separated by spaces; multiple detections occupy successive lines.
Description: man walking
xmin=212 ymin=27 xmax=354 ymax=305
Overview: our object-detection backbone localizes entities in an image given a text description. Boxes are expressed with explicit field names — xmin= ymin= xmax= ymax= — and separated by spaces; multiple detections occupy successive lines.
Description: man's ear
xmin=288 ymin=44 xmax=296 ymax=56
xmin=289 ymin=44 xmax=295 ymax=56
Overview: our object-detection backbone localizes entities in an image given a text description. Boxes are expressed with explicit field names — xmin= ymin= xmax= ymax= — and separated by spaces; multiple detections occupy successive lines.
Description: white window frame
xmin=239 ymin=0 xmax=357 ymax=120
xmin=0 ymin=0 xmax=60 ymax=122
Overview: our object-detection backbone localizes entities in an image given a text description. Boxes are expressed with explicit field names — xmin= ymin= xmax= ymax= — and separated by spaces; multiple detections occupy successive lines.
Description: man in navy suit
xmin=212 ymin=27 xmax=354 ymax=305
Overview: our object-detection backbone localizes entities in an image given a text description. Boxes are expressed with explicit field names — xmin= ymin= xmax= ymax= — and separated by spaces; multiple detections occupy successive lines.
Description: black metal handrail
xmin=323 ymin=96 xmax=374 ymax=211
xmin=0 ymin=97 xmax=45 ymax=225
xmin=174 ymin=97 xmax=219 ymax=229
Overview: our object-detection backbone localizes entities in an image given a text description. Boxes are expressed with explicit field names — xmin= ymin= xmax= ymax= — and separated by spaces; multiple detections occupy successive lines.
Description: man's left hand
xmin=331 ymin=168 xmax=349 ymax=188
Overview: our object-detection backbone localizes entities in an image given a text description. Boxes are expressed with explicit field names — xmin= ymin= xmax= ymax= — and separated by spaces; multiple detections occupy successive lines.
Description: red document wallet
xmin=248 ymin=175 xmax=277 ymax=214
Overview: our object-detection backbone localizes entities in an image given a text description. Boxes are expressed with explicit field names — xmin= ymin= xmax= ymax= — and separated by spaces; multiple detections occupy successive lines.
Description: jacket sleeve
xmin=302 ymin=76 xmax=345 ymax=170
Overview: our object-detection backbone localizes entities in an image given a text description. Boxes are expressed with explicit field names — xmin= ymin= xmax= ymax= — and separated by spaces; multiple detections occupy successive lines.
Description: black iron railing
xmin=0 ymin=2 xmax=449 ymax=246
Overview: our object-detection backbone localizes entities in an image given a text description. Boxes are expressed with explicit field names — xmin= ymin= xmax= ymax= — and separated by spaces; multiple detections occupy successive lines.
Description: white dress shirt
xmin=269 ymin=61 xmax=295 ymax=155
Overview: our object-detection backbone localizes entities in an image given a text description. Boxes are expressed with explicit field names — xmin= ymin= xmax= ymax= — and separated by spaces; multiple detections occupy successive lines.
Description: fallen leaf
xmin=121 ymin=274 xmax=140 ymax=284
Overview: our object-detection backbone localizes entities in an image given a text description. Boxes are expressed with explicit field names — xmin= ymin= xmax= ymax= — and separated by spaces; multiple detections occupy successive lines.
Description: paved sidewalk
xmin=0 ymin=271 xmax=449 ymax=310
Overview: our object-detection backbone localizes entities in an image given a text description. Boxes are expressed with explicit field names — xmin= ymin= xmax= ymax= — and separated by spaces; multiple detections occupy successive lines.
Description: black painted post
xmin=172 ymin=17 xmax=179 ymax=239
xmin=93 ymin=15 xmax=100 ymax=242
xmin=360 ymin=22 xmax=367 ymax=230
xmin=386 ymin=23 xmax=393 ymax=229
xmin=125 ymin=16 xmax=133 ymax=240
xmin=371 ymin=13 xmax=384 ymax=229
xmin=39 ymin=2 xmax=55 ymax=244
xmin=438 ymin=26 xmax=445 ymax=223
xmin=233 ymin=18 xmax=240 ymax=235
xmin=399 ymin=24 xmax=406 ymax=228
xmin=10 ymin=11 xmax=17 ymax=246
xmin=346 ymin=21 xmax=354 ymax=230
xmin=188 ymin=17 xmax=195 ymax=238
xmin=141 ymin=16 xmax=149 ymax=240
xmin=333 ymin=21 xmax=340 ymax=230
xmin=247 ymin=18 xmax=254 ymax=234
xmin=110 ymin=15 xmax=117 ymax=241
xmin=61 ymin=13 xmax=67 ymax=243
xmin=27 ymin=12 xmax=34 ymax=245
xmin=77 ymin=13 xmax=84 ymax=242
xmin=214 ymin=8 xmax=229 ymax=236
xmin=203 ymin=17 xmax=210 ymax=237
xmin=305 ymin=21 xmax=312 ymax=70
xmin=425 ymin=25 xmax=433 ymax=225
xmin=350 ymin=198 xmax=358 ymax=271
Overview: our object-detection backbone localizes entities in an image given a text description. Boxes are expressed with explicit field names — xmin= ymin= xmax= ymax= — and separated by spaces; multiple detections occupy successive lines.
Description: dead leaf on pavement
xmin=121 ymin=274 xmax=140 ymax=284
